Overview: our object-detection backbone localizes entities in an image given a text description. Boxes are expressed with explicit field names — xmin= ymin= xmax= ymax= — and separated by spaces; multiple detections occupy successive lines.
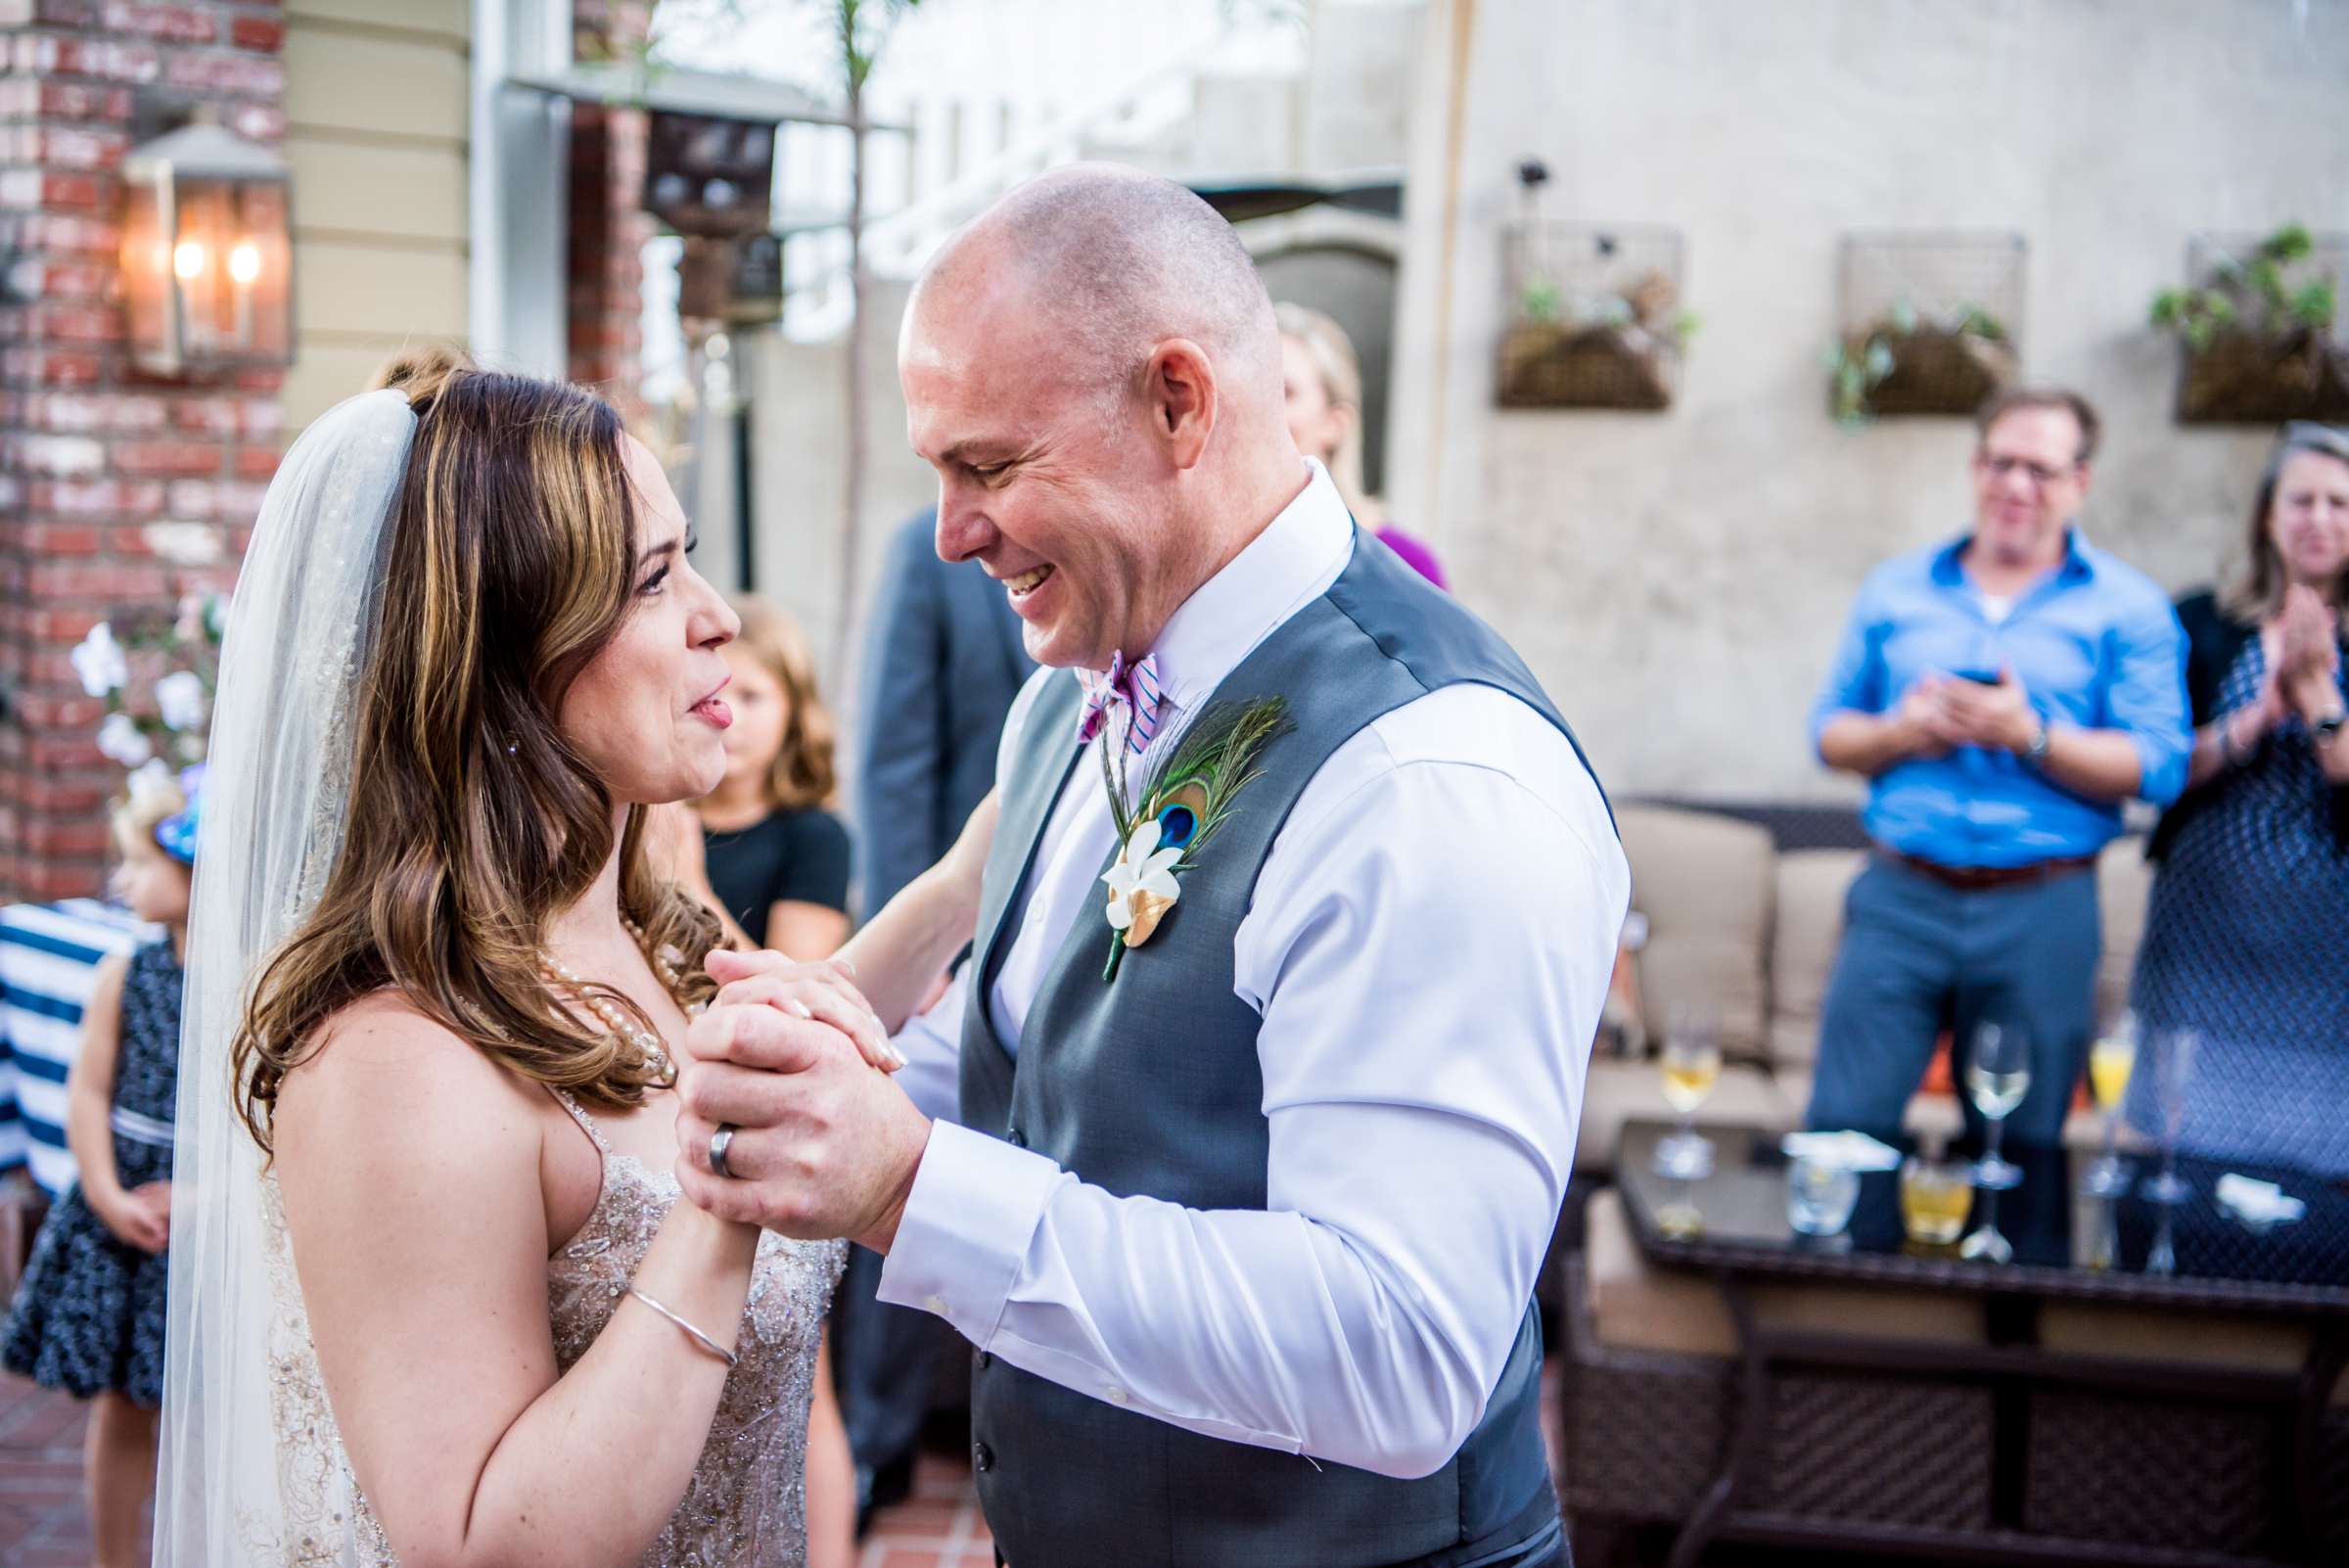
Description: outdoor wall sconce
xmin=120 ymin=109 xmax=294 ymax=377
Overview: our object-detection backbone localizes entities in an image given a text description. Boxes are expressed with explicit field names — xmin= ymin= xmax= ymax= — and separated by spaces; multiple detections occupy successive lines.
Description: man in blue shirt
xmin=1807 ymin=388 xmax=2189 ymax=1147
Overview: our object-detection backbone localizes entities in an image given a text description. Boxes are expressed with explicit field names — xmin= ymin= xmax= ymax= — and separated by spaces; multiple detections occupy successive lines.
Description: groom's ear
xmin=1144 ymin=339 xmax=1218 ymax=471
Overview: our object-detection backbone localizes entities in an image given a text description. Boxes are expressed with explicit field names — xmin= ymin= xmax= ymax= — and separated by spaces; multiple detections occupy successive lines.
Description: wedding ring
xmin=709 ymin=1123 xmax=739 ymax=1179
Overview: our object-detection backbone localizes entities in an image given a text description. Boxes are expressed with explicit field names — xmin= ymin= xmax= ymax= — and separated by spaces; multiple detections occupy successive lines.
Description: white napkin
xmin=2216 ymin=1173 xmax=2307 ymax=1227
xmin=1781 ymin=1130 xmax=1903 ymax=1173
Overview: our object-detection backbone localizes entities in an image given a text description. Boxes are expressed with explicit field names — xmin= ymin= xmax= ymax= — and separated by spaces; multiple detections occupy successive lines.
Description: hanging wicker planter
xmin=2175 ymin=327 xmax=2349 ymax=425
xmin=1863 ymin=326 xmax=2019 ymax=417
xmin=1496 ymin=221 xmax=1689 ymax=411
xmin=2156 ymin=228 xmax=2348 ymax=426
xmin=1497 ymin=319 xmax=1676 ymax=410
xmin=1829 ymin=233 xmax=2026 ymax=427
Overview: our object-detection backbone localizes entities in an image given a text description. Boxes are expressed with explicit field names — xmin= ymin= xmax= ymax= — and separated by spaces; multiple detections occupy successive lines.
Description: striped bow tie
xmin=1076 ymin=651 xmax=1165 ymax=757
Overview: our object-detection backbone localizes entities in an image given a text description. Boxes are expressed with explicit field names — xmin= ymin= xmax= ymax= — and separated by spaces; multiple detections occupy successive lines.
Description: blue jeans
xmin=1807 ymin=855 xmax=2099 ymax=1147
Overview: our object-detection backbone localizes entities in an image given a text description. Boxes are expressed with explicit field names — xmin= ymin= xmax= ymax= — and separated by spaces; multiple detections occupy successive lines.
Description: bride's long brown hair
xmin=232 ymin=346 xmax=722 ymax=1152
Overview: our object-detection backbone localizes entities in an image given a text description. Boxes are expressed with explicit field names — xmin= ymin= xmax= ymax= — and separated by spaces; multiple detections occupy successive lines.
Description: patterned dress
xmin=260 ymin=1088 xmax=847 ymax=1566
xmin=2128 ymin=636 xmax=2349 ymax=1176
xmin=3 ymin=939 xmax=182 ymax=1406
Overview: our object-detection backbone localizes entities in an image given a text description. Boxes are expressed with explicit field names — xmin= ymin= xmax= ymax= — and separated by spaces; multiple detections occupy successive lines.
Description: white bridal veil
xmin=155 ymin=389 xmax=418 ymax=1566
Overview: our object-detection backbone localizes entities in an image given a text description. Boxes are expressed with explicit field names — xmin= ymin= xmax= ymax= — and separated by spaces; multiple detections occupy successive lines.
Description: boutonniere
xmin=1098 ymin=695 xmax=1290 ymax=980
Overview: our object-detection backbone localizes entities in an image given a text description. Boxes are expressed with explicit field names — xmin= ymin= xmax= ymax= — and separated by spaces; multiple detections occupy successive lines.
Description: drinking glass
xmin=1786 ymin=1155 xmax=1861 ymax=1238
xmin=1899 ymin=1154 xmax=1973 ymax=1248
xmin=2139 ymin=1026 xmax=2199 ymax=1206
xmin=1656 ymin=1173 xmax=1704 ymax=1240
xmin=2146 ymin=1207 xmax=2179 ymax=1276
xmin=1959 ymin=1185 xmax=2012 ymax=1264
xmin=2081 ymin=1010 xmax=2139 ymax=1197
xmin=1652 ymin=1004 xmax=1723 ymax=1179
xmin=1964 ymin=1021 xmax=2030 ymax=1191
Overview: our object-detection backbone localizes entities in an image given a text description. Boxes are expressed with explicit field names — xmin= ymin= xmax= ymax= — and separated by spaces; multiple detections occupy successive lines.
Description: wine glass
xmin=2081 ymin=1010 xmax=2139 ymax=1197
xmin=2140 ymin=1026 xmax=2199 ymax=1206
xmin=1964 ymin=1020 xmax=2030 ymax=1192
xmin=1652 ymin=1004 xmax=1723 ymax=1179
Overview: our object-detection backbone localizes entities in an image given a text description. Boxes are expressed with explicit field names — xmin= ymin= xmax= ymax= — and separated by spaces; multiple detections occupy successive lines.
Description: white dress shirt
xmin=878 ymin=461 xmax=1629 ymax=1480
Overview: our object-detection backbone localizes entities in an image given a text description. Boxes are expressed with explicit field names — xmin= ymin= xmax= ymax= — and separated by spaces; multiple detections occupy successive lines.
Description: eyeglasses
xmin=1979 ymin=452 xmax=2080 ymax=488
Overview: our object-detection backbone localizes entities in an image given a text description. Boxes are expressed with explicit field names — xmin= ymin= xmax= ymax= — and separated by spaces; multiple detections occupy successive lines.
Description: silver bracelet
xmin=624 ymin=1285 xmax=739 ymax=1369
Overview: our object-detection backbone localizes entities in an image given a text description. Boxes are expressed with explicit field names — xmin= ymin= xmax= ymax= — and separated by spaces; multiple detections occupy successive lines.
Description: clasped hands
xmin=670 ymin=948 xmax=934 ymax=1254
xmin=1895 ymin=667 xmax=2042 ymax=758
xmin=2217 ymin=586 xmax=2342 ymax=754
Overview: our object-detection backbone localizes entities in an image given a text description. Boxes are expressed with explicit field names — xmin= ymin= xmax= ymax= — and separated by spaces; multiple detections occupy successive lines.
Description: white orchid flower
xmin=70 ymin=623 xmax=127 ymax=698
xmin=125 ymin=759 xmax=177 ymax=812
xmin=155 ymin=669 xmax=207 ymax=732
xmin=97 ymin=712 xmax=153 ymax=767
xmin=1101 ymin=817 xmax=1183 ymax=947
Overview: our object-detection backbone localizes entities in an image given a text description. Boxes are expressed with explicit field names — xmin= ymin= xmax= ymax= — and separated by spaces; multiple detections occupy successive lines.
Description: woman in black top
xmin=695 ymin=596 xmax=852 ymax=955
xmin=2131 ymin=421 xmax=2349 ymax=1176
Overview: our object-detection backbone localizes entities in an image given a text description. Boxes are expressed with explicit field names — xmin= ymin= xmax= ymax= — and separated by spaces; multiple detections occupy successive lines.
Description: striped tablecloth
xmin=0 ymin=899 xmax=157 ymax=1197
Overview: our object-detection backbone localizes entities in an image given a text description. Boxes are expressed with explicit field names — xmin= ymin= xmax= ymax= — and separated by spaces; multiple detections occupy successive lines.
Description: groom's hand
xmin=672 ymin=994 xmax=933 ymax=1252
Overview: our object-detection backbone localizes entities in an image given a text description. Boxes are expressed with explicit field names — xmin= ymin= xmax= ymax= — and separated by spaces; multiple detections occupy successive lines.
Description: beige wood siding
xmin=281 ymin=0 xmax=470 ymax=431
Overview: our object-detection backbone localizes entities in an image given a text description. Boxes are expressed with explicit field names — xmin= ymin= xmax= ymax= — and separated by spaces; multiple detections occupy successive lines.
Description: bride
xmin=156 ymin=348 xmax=989 ymax=1566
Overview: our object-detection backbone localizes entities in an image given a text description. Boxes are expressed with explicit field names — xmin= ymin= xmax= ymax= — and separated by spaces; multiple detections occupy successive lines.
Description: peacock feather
xmin=1098 ymin=695 xmax=1291 ymax=979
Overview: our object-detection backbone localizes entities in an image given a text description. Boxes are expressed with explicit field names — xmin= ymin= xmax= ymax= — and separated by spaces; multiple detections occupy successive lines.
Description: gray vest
xmin=959 ymin=530 xmax=1602 ymax=1568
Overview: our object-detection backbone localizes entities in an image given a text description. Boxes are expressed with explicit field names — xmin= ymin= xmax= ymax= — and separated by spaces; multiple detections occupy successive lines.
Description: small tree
xmin=648 ymin=0 xmax=919 ymax=670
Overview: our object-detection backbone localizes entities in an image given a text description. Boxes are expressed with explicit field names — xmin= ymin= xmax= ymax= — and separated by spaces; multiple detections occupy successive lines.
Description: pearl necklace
xmin=539 ymin=918 xmax=705 ymax=1086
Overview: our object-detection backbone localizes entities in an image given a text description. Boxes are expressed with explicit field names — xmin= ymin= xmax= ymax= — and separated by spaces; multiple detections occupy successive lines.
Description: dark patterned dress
xmin=2 ymin=939 xmax=181 ymax=1406
xmin=2127 ymin=637 xmax=2349 ymax=1176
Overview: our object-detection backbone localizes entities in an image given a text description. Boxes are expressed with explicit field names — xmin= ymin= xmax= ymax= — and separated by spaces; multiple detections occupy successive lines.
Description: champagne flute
xmin=1964 ymin=1020 xmax=2030 ymax=1192
xmin=2081 ymin=1009 xmax=2139 ymax=1197
xmin=1653 ymin=1004 xmax=1723 ymax=1179
xmin=1959 ymin=1183 xmax=2012 ymax=1264
xmin=2140 ymin=1026 xmax=2199 ymax=1206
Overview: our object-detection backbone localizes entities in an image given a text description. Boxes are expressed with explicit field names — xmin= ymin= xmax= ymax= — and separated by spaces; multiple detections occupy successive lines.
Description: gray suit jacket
xmin=854 ymin=509 xmax=1036 ymax=915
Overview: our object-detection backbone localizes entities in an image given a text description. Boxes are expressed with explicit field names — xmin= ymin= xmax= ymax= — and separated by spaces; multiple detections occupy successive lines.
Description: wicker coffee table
xmin=1606 ymin=1120 xmax=2349 ymax=1568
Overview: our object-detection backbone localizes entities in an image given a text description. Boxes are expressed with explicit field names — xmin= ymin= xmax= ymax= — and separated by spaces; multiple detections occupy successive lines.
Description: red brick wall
xmin=0 ymin=0 xmax=286 ymax=900
xmin=569 ymin=0 xmax=650 ymax=428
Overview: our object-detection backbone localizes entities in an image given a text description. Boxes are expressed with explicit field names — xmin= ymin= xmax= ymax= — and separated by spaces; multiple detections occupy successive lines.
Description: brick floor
xmin=3 ymin=1360 xmax=1567 ymax=1567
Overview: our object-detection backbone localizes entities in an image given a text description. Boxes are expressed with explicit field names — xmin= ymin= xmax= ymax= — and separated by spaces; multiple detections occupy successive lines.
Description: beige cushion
xmin=2095 ymin=836 xmax=2152 ymax=1026
xmin=1768 ymin=848 xmax=1865 ymax=1070
xmin=1617 ymin=805 xmax=1774 ymax=1062
xmin=1582 ymin=1188 xmax=1983 ymax=1358
xmin=2041 ymin=1304 xmax=2348 ymax=1406
xmin=1576 ymin=1057 xmax=1799 ymax=1174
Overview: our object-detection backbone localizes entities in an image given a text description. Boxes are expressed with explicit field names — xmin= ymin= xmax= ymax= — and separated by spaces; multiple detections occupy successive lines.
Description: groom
xmin=676 ymin=165 xmax=1627 ymax=1567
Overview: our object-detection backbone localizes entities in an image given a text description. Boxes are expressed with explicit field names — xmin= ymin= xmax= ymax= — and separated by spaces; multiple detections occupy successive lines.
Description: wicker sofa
xmin=1559 ymin=805 xmax=2349 ymax=1565
xmin=1574 ymin=802 xmax=2155 ymax=1175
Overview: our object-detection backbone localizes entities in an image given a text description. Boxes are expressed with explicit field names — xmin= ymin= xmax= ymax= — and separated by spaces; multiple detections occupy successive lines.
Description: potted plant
xmin=1824 ymin=297 xmax=2016 ymax=427
xmin=2152 ymin=224 xmax=2348 ymax=424
xmin=1498 ymin=258 xmax=1698 ymax=411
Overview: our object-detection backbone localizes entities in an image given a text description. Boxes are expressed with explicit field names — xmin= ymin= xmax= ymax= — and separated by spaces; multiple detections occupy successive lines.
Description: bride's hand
xmin=701 ymin=948 xmax=905 ymax=1074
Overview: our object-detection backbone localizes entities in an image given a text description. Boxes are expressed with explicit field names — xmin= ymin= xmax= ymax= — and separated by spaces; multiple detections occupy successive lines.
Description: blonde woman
xmin=1274 ymin=300 xmax=1448 ymax=587
xmin=694 ymin=598 xmax=853 ymax=957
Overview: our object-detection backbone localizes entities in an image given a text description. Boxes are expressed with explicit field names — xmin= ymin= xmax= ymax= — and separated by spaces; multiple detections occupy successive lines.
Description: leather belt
xmin=1878 ymin=846 xmax=2096 ymax=892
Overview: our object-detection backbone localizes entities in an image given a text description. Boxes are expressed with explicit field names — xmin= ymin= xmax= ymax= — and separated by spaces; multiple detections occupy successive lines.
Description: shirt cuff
xmin=877 ymin=1119 xmax=1065 ymax=1347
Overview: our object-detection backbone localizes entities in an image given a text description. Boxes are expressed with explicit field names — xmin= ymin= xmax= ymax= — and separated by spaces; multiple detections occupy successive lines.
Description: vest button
xmin=973 ymin=1440 xmax=996 ymax=1473
xmin=976 ymin=1350 xmax=992 ymax=1369
xmin=1005 ymin=1125 xmax=1027 ymax=1148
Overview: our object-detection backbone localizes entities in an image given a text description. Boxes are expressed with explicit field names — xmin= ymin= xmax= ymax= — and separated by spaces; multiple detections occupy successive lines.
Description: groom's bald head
xmin=905 ymin=163 xmax=1282 ymax=414
xmin=898 ymin=164 xmax=1306 ymax=674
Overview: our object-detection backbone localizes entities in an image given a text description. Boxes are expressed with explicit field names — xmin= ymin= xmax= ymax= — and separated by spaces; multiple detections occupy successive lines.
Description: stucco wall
xmin=1389 ymin=0 xmax=2349 ymax=799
